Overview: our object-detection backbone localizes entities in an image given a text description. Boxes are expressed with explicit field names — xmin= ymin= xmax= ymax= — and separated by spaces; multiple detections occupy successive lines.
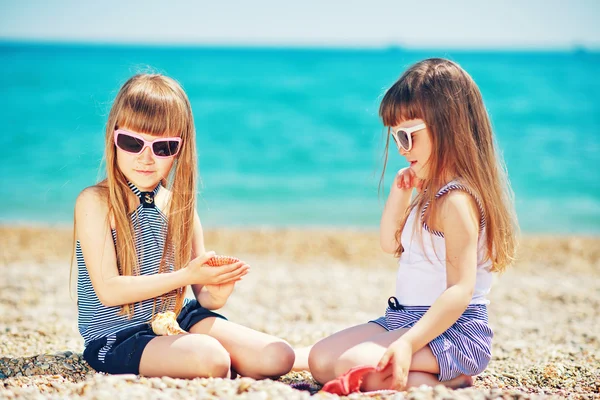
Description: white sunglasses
xmin=390 ymin=123 xmax=426 ymax=152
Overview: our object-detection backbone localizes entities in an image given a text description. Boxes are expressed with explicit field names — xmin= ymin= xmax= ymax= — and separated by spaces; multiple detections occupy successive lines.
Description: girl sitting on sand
xmin=304 ymin=58 xmax=518 ymax=392
xmin=73 ymin=74 xmax=294 ymax=378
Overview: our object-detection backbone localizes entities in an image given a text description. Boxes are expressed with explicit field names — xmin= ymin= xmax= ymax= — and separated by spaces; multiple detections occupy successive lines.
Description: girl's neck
xmin=123 ymin=181 xmax=161 ymax=211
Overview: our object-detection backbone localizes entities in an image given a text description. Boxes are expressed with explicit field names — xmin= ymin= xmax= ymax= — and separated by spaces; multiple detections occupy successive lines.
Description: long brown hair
xmin=73 ymin=74 xmax=197 ymax=317
xmin=379 ymin=58 xmax=518 ymax=272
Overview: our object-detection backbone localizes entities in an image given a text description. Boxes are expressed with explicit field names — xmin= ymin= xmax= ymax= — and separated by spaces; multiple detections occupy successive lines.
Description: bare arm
xmin=396 ymin=191 xmax=480 ymax=352
xmin=76 ymin=189 xmax=244 ymax=308
xmin=380 ymin=168 xmax=418 ymax=254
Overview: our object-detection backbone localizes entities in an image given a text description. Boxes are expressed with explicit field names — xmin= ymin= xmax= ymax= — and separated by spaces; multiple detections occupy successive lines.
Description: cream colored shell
xmin=151 ymin=311 xmax=186 ymax=336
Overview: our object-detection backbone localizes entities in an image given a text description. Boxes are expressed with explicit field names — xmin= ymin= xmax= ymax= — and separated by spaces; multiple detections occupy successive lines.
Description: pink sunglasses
xmin=114 ymin=129 xmax=182 ymax=158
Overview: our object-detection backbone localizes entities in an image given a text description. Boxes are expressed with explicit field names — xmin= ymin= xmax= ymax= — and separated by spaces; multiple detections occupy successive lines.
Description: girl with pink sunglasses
xmin=72 ymin=74 xmax=294 ymax=379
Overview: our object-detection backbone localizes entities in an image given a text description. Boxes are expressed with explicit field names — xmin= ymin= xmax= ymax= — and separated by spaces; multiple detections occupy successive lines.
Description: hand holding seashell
xmin=186 ymin=252 xmax=248 ymax=286
xmin=204 ymin=255 xmax=247 ymax=301
xmin=151 ymin=311 xmax=187 ymax=336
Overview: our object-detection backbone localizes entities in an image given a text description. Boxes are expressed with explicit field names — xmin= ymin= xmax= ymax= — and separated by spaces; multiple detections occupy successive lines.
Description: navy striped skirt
xmin=369 ymin=298 xmax=493 ymax=381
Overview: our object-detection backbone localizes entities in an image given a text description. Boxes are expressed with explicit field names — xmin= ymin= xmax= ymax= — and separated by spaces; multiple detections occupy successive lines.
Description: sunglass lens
xmin=397 ymin=130 xmax=410 ymax=150
xmin=116 ymin=133 xmax=144 ymax=153
xmin=153 ymin=140 xmax=180 ymax=157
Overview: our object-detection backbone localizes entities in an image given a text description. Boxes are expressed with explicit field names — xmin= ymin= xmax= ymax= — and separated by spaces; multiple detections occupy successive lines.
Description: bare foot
xmin=292 ymin=346 xmax=312 ymax=372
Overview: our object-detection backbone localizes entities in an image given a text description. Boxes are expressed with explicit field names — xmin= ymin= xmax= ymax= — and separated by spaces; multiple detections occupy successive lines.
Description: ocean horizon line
xmin=1 ymin=39 xmax=598 ymax=54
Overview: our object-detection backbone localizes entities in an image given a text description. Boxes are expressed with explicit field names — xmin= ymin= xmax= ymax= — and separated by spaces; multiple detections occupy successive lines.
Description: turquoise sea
xmin=1 ymin=43 xmax=599 ymax=233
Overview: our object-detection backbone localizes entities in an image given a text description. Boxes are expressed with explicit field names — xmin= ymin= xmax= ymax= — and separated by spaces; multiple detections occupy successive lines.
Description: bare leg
xmin=308 ymin=323 xmax=386 ymax=383
xmin=292 ymin=345 xmax=312 ymax=372
xmin=139 ymin=333 xmax=231 ymax=378
xmin=190 ymin=317 xmax=295 ymax=379
xmin=306 ymin=322 xmax=473 ymax=391
xmin=333 ymin=328 xmax=440 ymax=391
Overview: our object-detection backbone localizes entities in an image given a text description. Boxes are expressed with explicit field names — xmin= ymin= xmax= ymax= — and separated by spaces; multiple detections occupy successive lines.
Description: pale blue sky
xmin=1 ymin=0 xmax=598 ymax=49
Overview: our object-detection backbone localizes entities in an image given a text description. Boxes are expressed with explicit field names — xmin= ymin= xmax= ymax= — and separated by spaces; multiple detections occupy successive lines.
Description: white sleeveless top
xmin=394 ymin=181 xmax=493 ymax=306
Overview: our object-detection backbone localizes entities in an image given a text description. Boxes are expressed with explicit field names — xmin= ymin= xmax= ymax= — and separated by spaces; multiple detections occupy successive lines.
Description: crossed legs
xmin=305 ymin=323 xmax=471 ymax=391
xmin=139 ymin=317 xmax=295 ymax=379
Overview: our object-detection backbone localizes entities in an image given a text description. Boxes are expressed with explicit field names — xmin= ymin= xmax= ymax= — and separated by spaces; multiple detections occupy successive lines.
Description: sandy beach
xmin=1 ymin=225 xmax=598 ymax=399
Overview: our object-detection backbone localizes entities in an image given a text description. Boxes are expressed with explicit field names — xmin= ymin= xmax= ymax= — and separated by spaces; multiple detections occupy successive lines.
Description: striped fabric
xmin=371 ymin=302 xmax=493 ymax=381
xmin=76 ymin=182 xmax=188 ymax=356
xmin=422 ymin=182 xmax=487 ymax=237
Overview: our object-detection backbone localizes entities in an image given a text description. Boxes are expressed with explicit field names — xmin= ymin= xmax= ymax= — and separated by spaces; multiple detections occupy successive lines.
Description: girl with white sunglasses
xmin=302 ymin=58 xmax=518 ymax=393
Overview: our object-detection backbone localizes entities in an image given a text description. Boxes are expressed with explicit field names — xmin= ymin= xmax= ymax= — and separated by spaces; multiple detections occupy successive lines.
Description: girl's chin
xmin=124 ymin=175 xmax=161 ymax=191
xmin=409 ymin=165 xmax=423 ymax=177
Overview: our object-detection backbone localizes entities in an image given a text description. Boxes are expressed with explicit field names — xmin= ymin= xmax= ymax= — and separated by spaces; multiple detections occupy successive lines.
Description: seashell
xmin=205 ymin=255 xmax=240 ymax=267
xmin=151 ymin=311 xmax=187 ymax=336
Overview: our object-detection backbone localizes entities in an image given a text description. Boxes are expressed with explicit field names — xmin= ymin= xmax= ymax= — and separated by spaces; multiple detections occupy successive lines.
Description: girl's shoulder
xmin=438 ymin=190 xmax=480 ymax=219
xmin=435 ymin=181 xmax=483 ymax=211
xmin=76 ymin=182 xmax=108 ymax=205
xmin=430 ymin=181 xmax=485 ymax=234
xmin=75 ymin=183 xmax=111 ymax=224
xmin=76 ymin=182 xmax=108 ymax=204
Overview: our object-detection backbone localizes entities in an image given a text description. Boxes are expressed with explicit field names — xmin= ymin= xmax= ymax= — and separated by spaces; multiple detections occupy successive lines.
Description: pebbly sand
xmin=0 ymin=225 xmax=599 ymax=399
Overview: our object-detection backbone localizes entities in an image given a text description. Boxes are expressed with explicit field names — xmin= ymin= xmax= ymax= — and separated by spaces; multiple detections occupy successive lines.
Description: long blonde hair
xmin=379 ymin=58 xmax=518 ymax=272
xmin=74 ymin=74 xmax=197 ymax=317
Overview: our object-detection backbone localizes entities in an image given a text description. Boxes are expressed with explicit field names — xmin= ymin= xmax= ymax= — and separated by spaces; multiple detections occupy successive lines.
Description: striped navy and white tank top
xmin=76 ymin=181 xmax=188 ymax=346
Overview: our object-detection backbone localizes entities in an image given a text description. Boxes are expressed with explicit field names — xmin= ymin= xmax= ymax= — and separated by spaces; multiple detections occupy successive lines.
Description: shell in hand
xmin=206 ymin=255 xmax=241 ymax=266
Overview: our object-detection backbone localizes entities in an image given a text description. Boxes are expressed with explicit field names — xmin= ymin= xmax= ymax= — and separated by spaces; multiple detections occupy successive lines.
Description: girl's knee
xmin=259 ymin=341 xmax=295 ymax=377
xmin=187 ymin=335 xmax=231 ymax=378
xmin=308 ymin=340 xmax=337 ymax=383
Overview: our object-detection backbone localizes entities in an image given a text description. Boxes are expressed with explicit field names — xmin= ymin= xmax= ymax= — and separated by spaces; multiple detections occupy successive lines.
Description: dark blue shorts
xmin=83 ymin=300 xmax=226 ymax=375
